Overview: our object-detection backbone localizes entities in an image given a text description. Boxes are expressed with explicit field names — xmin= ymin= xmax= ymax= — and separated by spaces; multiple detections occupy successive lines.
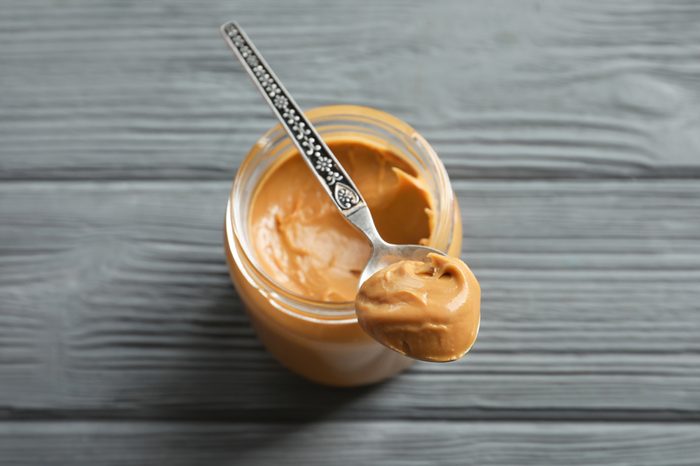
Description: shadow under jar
xmin=224 ymin=105 xmax=462 ymax=386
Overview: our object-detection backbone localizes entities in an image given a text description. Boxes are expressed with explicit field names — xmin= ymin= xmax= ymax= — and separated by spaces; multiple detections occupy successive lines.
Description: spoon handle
xmin=221 ymin=22 xmax=367 ymax=218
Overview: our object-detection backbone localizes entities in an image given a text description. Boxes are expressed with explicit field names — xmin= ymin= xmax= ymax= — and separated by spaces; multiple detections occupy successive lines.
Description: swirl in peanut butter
xmin=250 ymin=138 xmax=433 ymax=302
xmin=355 ymin=253 xmax=480 ymax=362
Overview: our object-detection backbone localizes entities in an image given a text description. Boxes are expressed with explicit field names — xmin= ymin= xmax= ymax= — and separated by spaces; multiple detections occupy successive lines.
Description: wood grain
xmin=3 ymin=0 xmax=700 ymax=462
xmin=1 ymin=180 xmax=699 ymax=420
xmin=1 ymin=421 xmax=699 ymax=466
xmin=2 ymin=0 xmax=700 ymax=180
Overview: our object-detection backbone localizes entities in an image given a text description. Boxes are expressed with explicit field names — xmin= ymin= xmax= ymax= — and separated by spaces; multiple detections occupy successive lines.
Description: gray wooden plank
xmin=0 ymin=421 xmax=699 ymax=466
xmin=2 ymin=0 xmax=700 ymax=180
xmin=1 ymin=180 xmax=699 ymax=420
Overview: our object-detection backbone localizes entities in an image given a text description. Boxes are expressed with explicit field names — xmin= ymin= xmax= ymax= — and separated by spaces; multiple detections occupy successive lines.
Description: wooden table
xmin=2 ymin=1 xmax=700 ymax=464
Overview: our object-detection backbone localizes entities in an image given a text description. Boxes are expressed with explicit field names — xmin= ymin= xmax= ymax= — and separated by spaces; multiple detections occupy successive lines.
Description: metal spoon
xmin=220 ymin=22 xmax=446 ymax=287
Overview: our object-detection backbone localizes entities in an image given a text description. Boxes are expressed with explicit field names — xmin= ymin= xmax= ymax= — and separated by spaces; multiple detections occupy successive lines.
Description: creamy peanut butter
xmin=356 ymin=253 xmax=480 ymax=362
xmin=227 ymin=106 xmax=473 ymax=385
xmin=250 ymin=138 xmax=433 ymax=302
xmin=248 ymin=134 xmax=479 ymax=365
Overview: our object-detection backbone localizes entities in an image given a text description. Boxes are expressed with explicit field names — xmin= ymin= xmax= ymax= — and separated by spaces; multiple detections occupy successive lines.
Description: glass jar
xmin=224 ymin=105 xmax=462 ymax=387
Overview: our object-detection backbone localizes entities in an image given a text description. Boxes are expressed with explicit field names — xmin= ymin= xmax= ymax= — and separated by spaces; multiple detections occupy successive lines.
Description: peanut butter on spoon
xmin=356 ymin=253 xmax=480 ymax=362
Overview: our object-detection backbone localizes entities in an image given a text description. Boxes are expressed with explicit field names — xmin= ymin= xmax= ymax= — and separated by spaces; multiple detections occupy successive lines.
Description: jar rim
xmin=226 ymin=105 xmax=456 ymax=317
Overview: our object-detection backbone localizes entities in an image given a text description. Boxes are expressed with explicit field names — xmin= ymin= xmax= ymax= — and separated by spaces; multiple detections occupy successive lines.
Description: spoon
xmin=220 ymin=22 xmax=447 ymax=287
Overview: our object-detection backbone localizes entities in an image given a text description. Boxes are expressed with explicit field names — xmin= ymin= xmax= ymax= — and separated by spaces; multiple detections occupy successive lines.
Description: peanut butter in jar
xmin=224 ymin=105 xmax=464 ymax=386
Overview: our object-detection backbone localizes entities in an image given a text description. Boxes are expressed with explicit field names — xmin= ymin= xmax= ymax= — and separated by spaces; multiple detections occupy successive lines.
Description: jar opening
xmin=227 ymin=105 xmax=455 ymax=316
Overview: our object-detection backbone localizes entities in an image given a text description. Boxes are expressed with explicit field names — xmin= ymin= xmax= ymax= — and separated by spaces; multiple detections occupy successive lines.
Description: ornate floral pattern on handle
xmin=221 ymin=22 xmax=364 ymax=214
